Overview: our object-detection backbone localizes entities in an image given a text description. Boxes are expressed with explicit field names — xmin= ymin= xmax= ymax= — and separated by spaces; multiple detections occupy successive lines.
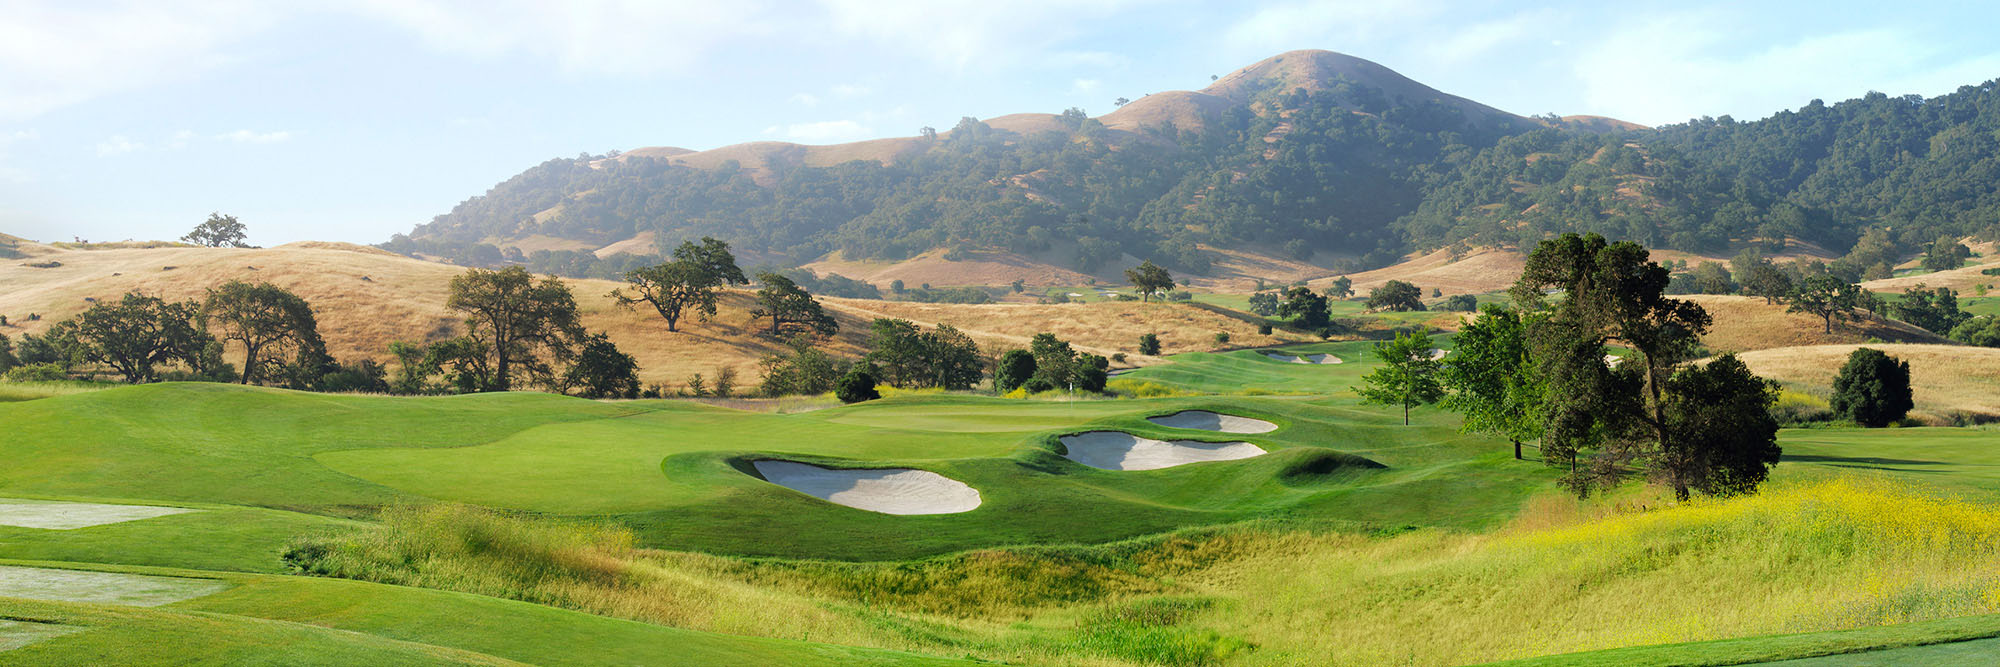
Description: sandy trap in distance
xmin=752 ymin=460 xmax=981 ymax=515
xmin=1059 ymin=432 xmax=1266 ymax=471
xmin=1147 ymin=410 xmax=1279 ymax=434
xmin=0 ymin=565 xmax=229 ymax=607
xmin=1262 ymin=351 xmax=1342 ymax=364
xmin=0 ymin=498 xmax=198 ymax=530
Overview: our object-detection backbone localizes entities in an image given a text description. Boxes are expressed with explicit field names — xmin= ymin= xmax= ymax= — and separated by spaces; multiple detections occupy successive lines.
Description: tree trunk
xmin=1512 ymin=438 xmax=1522 ymax=460
xmin=1823 ymin=314 xmax=1833 ymax=333
xmin=1403 ymin=401 xmax=1410 ymax=425
xmin=240 ymin=342 xmax=259 ymax=384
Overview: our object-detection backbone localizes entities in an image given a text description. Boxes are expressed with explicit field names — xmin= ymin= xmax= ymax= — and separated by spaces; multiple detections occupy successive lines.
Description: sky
xmin=4 ymin=0 xmax=1998 ymax=247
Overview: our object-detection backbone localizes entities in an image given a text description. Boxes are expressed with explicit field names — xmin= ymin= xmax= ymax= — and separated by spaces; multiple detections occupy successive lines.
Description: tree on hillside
xmin=1325 ymin=276 xmax=1354 ymax=299
xmin=611 ymin=237 xmax=748 ymax=332
xmin=1356 ymin=329 xmax=1445 ymax=425
xmin=1892 ymin=283 xmax=1970 ymax=334
xmin=0 ymin=332 xmax=17 ymax=373
xmin=182 ymin=212 xmax=250 ymax=248
xmin=200 ymin=280 xmax=326 ymax=385
xmin=864 ymin=318 xmax=983 ymax=390
xmin=445 ymin=266 xmax=584 ymax=391
xmin=1125 ymin=260 xmax=1175 ymax=302
xmin=1690 ymin=261 xmax=1736 ymax=294
xmin=1787 ymin=275 xmax=1867 ymax=333
xmin=554 ymin=332 xmax=639 ymax=399
xmin=1741 ymin=261 xmax=1794 ymax=305
xmin=53 ymin=293 xmax=215 ymax=383
xmin=1278 ymin=286 xmax=1331 ymax=329
xmin=1921 ymin=236 xmax=1973 ymax=272
xmin=994 ymin=349 xmax=1036 ymax=393
xmin=1950 ymin=315 xmax=2000 ymax=347
xmin=1510 ymin=233 xmax=1714 ymax=497
xmin=1830 ymin=348 xmax=1913 ymax=427
xmin=1247 ymin=291 xmax=1280 ymax=316
xmin=757 ymin=335 xmax=842 ymax=396
xmin=1656 ymin=354 xmax=1781 ymax=499
xmin=1029 ymin=333 xmax=1079 ymax=390
xmin=1137 ymin=333 xmax=1161 ymax=355
xmin=1440 ymin=304 xmax=1543 ymax=459
xmin=750 ymin=272 xmax=838 ymax=338
xmin=1366 ymin=280 xmax=1425 ymax=312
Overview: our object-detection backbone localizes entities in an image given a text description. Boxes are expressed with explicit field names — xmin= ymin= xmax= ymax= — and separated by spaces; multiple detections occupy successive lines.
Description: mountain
xmin=390 ymin=50 xmax=2000 ymax=287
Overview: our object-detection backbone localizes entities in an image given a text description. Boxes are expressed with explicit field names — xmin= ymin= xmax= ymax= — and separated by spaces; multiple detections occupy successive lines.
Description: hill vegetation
xmin=392 ymin=50 xmax=2000 ymax=289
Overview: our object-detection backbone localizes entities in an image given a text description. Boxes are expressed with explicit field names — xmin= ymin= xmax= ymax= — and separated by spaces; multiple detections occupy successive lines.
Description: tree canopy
xmin=183 ymin=212 xmax=250 ymax=248
xmin=200 ymin=280 xmax=325 ymax=385
xmin=444 ymin=266 xmax=585 ymax=391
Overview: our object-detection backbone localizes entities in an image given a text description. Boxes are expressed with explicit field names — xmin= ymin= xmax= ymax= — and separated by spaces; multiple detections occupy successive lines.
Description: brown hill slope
xmin=0 ymin=242 xmax=1283 ymax=387
xmin=1682 ymin=295 xmax=1950 ymax=353
xmin=1732 ymin=344 xmax=2000 ymax=419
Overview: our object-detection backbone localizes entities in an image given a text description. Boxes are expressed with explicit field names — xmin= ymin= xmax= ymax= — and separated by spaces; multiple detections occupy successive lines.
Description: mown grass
xmin=0 ymin=380 xmax=1547 ymax=560
xmin=0 ymin=560 xmax=963 ymax=666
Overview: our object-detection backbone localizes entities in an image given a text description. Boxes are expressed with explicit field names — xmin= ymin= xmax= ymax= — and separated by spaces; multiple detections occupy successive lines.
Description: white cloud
xmin=789 ymin=92 xmax=822 ymax=107
xmin=1220 ymin=0 xmax=1440 ymax=56
xmin=0 ymin=1 xmax=272 ymax=121
xmin=814 ymin=0 xmax=1150 ymax=70
xmin=1072 ymin=78 xmax=1102 ymax=94
xmin=778 ymin=120 xmax=873 ymax=143
xmin=96 ymin=135 xmax=144 ymax=156
xmin=1574 ymin=12 xmax=2000 ymax=125
xmin=349 ymin=0 xmax=775 ymax=75
xmin=1427 ymin=11 xmax=1549 ymax=65
xmin=219 ymin=129 xmax=292 ymax=144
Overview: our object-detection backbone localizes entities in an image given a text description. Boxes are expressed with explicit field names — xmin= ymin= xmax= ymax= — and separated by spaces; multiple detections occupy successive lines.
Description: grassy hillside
xmin=1734 ymin=344 xmax=2000 ymax=419
xmin=0 ymin=241 xmax=1284 ymax=385
xmin=1683 ymin=295 xmax=1951 ymax=353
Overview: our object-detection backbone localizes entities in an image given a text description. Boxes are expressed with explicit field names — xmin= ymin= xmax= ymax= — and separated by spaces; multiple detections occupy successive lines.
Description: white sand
xmin=1428 ymin=348 xmax=1449 ymax=360
xmin=1147 ymin=410 xmax=1279 ymax=434
xmin=1605 ymin=354 xmax=1623 ymax=366
xmin=1059 ymin=431 xmax=1266 ymax=471
xmin=0 ymin=566 xmax=228 ymax=606
xmin=0 ymin=499 xmax=197 ymax=529
xmin=0 ymin=620 xmax=83 ymax=653
xmin=1262 ymin=351 xmax=1340 ymax=364
xmin=752 ymin=460 xmax=980 ymax=515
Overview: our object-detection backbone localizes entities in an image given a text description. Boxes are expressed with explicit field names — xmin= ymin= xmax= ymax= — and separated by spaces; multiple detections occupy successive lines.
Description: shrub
xmin=995 ymin=349 xmax=1036 ymax=393
xmin=1213 ymin=332 xmax=1230 ymax=344
xmin=1830 ymin=348 xmax=1914 ymax=427
xmin=4 ymin=362 xmax=66 ymax=382
xmin=1138 ymin=333 xmax=1161 ymax=355
xmin=1439 ymin=294 xmax=1478 ymax=311
xmin=1111 ymin=352 xmax=1127 ymax=363
xmin=835 ymin=366 xmax=880 ymax=404
xmin=1021 ymin=377 xmax=1057 ymax=393
xmin=1257 ymin=323 xmax=1273 ymax=335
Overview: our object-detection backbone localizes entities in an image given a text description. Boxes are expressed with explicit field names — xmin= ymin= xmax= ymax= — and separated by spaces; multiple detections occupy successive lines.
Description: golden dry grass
xmin=1865 ymin=258 xmax=2000 ymax=293
xmin=1683 ymin=295 xmax=1948 ymax=353
xmin=0 ymin=242 xmax=872 ymax=386
xmin=800 ymin=248 xmax=1098 ymax=288
xmin=1324 ymin=246 xmax=1527 ymax=296
xmin=820 ymin=297 xmax=1307 ymax=362
xmin=1730 ymin=343 xmax=2000 ymax=418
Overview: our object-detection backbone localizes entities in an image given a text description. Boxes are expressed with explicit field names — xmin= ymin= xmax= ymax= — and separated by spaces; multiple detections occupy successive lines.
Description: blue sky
xmin=4 ymin=0 xmax=1997 ymax=246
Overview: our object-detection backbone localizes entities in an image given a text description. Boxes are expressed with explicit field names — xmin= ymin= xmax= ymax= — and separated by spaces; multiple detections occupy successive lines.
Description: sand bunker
xmin=1059 ymin=432 xmax=1266 ymax=470
xmin=0 ymin=499 xmax=197 ymax=529
xmin=752 ymin=461 xmax=980 ymax=515
xmin=1428 ymin=349 xmax=1449 ymax=360
xmin=1147 ymin=410 xmax=1279 ymax=434
xmin=1262 ymin=352 xmax=1342 ymax=364
xmin=0 ymin=620 xmax=83 ymax=653
xmin=0 ymin=566 xmax=228 ymax=607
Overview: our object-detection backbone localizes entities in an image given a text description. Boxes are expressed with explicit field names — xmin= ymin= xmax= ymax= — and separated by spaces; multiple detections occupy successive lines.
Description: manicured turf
xmin=1775 ymin=427 xmax=2000 ymax=496
xmin=0 ymin=376 xmax=1547 ymax=559
xmin=0 ymin=562 xmax=961 ymax=666
xmin=1115 ymin=340 xmax=1450 ymax=395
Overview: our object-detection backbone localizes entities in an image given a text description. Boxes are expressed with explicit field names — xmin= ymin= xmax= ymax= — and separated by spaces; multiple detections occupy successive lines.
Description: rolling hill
xmin=0 ymin=240 xmax=1299 ymax=386
xmin=388 ymin=49 xmax=2000 ymax=294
